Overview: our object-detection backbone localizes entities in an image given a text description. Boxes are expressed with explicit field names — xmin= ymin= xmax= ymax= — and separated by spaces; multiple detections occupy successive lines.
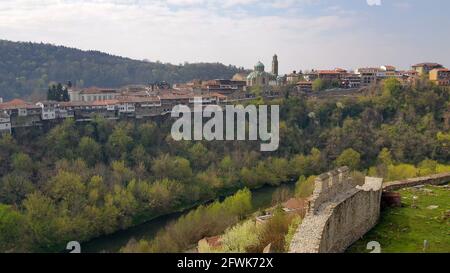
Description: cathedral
xmin=246 ymin=54 xmax=279 ymax=87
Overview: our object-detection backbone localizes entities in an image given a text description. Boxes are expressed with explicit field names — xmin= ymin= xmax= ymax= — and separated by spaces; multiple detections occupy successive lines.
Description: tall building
xmin=272 ymin=54 xmax=279 ymax=77
xmin=412 ymin=63 xmax=443 ymax=76
xmin=429 ymin=68 xmax=450 ymax=86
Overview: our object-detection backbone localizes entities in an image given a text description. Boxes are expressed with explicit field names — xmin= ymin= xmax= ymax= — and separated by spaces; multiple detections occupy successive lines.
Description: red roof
xmin=91 ymin=99 xmax=120 ymax=106
xmin=432 ymin=68 xmax=450 ymax=72
xmin=317 ymin=70 xmax=342 ymax=75
xmin=80 ymin=87 xmax=118 ymax=95
xmin=412 ymin=63 xmax=443 ymax=68
xmin=283 ymin=198 xmax=308 ymax=210
xmin=201 ymin=236 xmax=222 ymax=248
xmin=208 ymin=92 xmax=228 ymax=99
xmin=0 ymin=99 xmax=39 ymax=110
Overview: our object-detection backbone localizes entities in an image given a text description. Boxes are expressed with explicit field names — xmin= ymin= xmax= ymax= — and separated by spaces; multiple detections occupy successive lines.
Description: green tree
xmin=23 ymin=192 xmax=59 ymax=252
xmin=46 ymin=118 xmax=79 ymax=159
xmin=219 ymin=220 xmax=261 ymax=253
xmin=335 ymin=148 xmax=361 ymax=170
xmin=312 ymin=79 xmax=325 ymax=92
xmin=0 ymin=174 xmax=35 ymax=205
xmin=77 ymin=136 xmax=102 ymax=166
xmin=48 ymin=171 xmax=86 ymax=215
xmin=151 ymin=154 xmax=193 ymax=182
xmin=295 ymin=175 xmax=316 ymax=198
xmin=222 ymin=188 xmax=252 ymax=220
xmin=0 ymin=204 xmax=25 ymax=252
xmin=107 ymin=126 xmax=133 ymax=160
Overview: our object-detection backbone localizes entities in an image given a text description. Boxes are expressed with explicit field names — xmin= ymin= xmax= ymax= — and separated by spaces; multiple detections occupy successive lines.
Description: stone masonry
xmin=289 ymin=167 xmax=383 ymax=253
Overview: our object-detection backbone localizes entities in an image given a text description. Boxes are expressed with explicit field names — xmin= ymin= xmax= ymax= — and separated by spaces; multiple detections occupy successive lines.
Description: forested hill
xmin=0 ymin=40 xmax=245 ymax=100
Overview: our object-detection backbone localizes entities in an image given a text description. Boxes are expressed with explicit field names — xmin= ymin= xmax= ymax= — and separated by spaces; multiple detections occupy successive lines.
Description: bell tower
xmin=272 ymin=54 xmax=279 ymax=76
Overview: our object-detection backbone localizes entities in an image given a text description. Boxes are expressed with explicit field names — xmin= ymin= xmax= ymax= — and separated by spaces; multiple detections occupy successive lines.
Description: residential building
xmin=0 ymin=99 xmax=42 ymax=127
xmin=296 ymin=81 xmax=313 ymax=92
xmin=355 ymin=68 xmax=380 ymax=86
xmin=412 ymin=63 xmax=443 ymax=76
xmin=201 ymin=79 xmax=246 ymax=95
xmin=70 ymin=87 xmax=119 ymax=102
xmin=282 ymin=198 xmax=309 ymax=218
xmin=341 ymin=73 xmax=362 ymax=89
xmin=231 ymin=72 xmax=249 ymax=82
xmin=378 ymin=65 xmax=398 ymax=79
xmin=198 ymin=236 xmax=222 ymax=253
xmin=287 ymin=71 xmax=303 ymax=84
xmin=429 ymin=68 xmax=450 ymax=86
xmin=0 ymin=111 xmax=11 ymax=134
xmin=36 ymin=101 xmax=58 ymax=120
xmin=399 ymin=70 xmax=419 ymax=84
xmin=317 ymin=69 xmax=345 ymax=81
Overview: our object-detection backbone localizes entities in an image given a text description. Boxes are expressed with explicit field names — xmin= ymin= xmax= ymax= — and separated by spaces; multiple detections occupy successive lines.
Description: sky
xmin=0 ymin=0 xmax=449 ymax=73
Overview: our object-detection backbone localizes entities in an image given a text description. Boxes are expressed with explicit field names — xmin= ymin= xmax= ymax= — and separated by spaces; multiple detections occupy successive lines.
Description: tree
xmin=335 ymin=148 xmax=361 ymax=170
xmin=222 ymin=188 xmax=252 ymax=220
xmin=187 ymin=143 xmax=210 ymax=170
xmin=151 ymin=154 xmax=193 ymax=182
xmin=0 ymin=204 xmax=25 ymax=252
xmin=23 ymin=192 xmax=59 ymax=251
xmin=220 ymin=220 xmax=261 ymax=253
xmin=0 ymin=174 xmax=35 ymax=205
xmin=383 ymin=78 xmax=402 ymax=98
xmin=48 ymin=171 xmax=86 ymax=215
xmin=377 ymin=148 xmax=393 ymax=166
xmin=138 ymin=122 xmax=158 ymax=149
xmin=312 ymin=79 xmax=325 ymax=92
xmin=107 ymin=126 xmax=133 ymax=160
xmin=46 ymin=118 xmax=79 ymax=159
xmin=295 ymin=175 xmax=316 ymax=198
xmin=77 ymin=136 xmax=102 ymax=166
xmin=47 ymin=83 xmax=69 ymax=101
xmin=252 ymin=208 xmax=293 ymax=253
xmin=11 ymin=152 xmax=34 ymax=175
xmin=386 ymin=164 xmax=418 ymax=181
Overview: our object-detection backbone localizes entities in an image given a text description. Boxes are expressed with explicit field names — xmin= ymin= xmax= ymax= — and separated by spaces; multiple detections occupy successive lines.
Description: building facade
xmin=429 ymin=68 xmax=450 ymax=86
xmin=412 ymin=63 xmax=443 ymax=76
xmin=246 ymin=61 xmax=276 ymax=87
xmin=0 ymin=111 xmax=11 ymax=134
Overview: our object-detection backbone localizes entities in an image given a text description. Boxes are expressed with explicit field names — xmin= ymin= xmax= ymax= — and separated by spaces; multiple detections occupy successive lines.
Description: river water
xmin=82 ymin=183 xmax=295 ymax=253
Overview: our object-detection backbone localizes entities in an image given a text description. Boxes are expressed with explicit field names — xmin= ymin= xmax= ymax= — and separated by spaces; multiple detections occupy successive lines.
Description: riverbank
xmin=82 ymin=182 xmax=295 ymax=253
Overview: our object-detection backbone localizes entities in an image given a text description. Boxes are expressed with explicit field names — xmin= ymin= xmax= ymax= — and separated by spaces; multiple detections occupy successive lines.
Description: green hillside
xmin=0 ymin=40 xmax=245 ymax=100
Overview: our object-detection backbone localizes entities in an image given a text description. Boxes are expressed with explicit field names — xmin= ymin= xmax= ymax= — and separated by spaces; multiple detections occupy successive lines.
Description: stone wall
xmin=289 ymin=167 xmax=383 ymax=253
xmin=382 ymin=172 xmax=450 ymax=191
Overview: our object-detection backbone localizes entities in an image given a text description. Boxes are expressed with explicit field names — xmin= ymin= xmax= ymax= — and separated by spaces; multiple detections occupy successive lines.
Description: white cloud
xmin=2 ymin=0 xmax=442 ymax=73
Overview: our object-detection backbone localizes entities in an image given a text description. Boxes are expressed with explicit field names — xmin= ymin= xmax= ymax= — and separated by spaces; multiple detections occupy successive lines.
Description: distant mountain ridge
xmin=0 ymin=39 xmax=246 ymax=100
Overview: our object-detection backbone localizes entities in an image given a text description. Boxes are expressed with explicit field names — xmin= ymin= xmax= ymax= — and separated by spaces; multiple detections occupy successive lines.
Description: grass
xmin=347 ymin=184 xmax=450 ymax=253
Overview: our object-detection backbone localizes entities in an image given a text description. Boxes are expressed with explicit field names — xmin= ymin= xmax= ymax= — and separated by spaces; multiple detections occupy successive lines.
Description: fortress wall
xmin=289 ymin=169 xmax=449 ymax=253
xmin=317 ymin=177 xmax=383 ymax=253
xmin=382 ymin=172 xmax=450 ymax=191
xmin=289 ymin=168 xmax=383 ymax=253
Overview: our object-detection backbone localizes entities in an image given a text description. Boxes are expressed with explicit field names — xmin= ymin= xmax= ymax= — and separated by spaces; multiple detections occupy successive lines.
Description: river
xmin=82 ymin=182 xmax=295 ymax=253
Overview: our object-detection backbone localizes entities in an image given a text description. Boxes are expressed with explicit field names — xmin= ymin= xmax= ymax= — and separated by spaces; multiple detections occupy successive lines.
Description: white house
xmin=36 ymin=101 xmax=57 ymax=120
xmin=118 ymin=102 xmax=135 ymax=113
xmin=0 ymin=111 xmax=11 ymax=134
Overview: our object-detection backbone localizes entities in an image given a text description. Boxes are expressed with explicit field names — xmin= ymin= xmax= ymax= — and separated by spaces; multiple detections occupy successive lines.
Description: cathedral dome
xmin=254 ymin=61 xmax=265 ymax=72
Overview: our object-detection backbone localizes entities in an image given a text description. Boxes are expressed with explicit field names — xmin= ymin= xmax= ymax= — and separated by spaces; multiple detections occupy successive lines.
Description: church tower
xmin=272 ymin=54 xmax=279 ymax=76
